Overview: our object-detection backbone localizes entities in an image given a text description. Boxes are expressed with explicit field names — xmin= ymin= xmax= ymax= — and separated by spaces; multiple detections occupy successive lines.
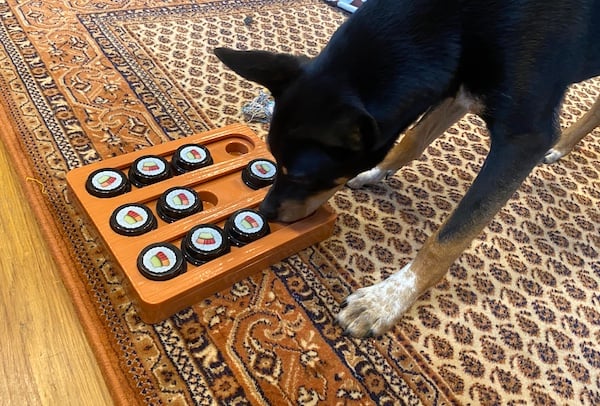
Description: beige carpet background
xmin=0 ymin=0 xmax=599 ymax=404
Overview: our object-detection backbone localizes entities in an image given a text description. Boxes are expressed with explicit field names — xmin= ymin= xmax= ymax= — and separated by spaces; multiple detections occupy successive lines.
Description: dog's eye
xmin=281 ymin=166 xmax=314 ymax=186
xmin=288 ymin=175 xmax=311 ymax=185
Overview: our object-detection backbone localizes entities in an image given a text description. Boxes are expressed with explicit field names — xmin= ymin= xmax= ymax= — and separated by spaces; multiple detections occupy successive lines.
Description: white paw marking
xmin=543 ymin=148 xmax=564 ymax=164
xmin=346 ymin=167 xmax=391 ymax=189
xmin=337 ymin=263 xmax=418 ymax=337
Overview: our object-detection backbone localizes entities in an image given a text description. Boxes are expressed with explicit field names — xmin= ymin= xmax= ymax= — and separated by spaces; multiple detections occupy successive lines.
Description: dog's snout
xmin=259 ymin=199 xmax=278 ymax=220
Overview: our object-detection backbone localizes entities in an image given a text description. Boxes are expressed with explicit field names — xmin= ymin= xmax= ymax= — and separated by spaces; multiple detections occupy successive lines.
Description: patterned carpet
xmin=1 ymin=0 xmax=599 ymax=404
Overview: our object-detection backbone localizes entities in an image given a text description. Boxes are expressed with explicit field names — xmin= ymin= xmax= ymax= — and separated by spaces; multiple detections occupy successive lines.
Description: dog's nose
xmin=259 ymin=200 xmax=278 ymax=220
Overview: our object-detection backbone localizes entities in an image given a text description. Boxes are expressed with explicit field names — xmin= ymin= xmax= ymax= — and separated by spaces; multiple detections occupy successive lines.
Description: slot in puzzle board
xmin=66 ymin=124 xmax=337 ymax=323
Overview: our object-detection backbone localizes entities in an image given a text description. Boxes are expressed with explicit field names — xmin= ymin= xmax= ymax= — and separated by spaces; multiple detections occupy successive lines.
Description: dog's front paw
xmin=337 ymin=264 xmax=418 ymax=337
xmin=346 ymin=167 xmax=392 ymax=189
xmin=543 ymin=148 xmax=566 ymax=164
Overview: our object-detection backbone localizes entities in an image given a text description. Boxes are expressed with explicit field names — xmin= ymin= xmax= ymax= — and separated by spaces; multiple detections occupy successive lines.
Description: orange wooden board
xmin=66 ymin=124 xmax=337 ymax=323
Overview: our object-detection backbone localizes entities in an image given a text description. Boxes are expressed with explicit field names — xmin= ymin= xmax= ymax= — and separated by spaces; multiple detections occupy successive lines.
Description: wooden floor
xmin=0 ymin=139 xmax=113 ymax=405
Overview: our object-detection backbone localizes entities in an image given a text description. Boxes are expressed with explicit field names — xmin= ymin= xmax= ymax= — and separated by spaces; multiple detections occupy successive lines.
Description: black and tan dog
xmin=215 ymin=0 xmax=600 ymax=337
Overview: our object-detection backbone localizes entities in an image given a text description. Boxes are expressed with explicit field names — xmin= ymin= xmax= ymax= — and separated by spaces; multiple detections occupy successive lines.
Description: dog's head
xmin=215 ymin=48 xmax=389 ymax=222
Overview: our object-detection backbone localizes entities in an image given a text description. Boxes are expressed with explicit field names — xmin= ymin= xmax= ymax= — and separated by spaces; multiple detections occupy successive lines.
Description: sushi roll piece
xmin=171 ymin=144 xmax=213 ymax=174
xmin=224 ymin=209 xmax=270 ymax=246
xmin=109 ymin=203 xmax=157 ymax=236
xmin=181 ymin=224 xmax=230 ymax=265
xmin=85 ymin=168 xmax=131 ymax=198
xmin=156 ymin=186 xmax=203 ymax=223
xmin=241 ymin=158 xmax=277 ymax=190
xmin=128 ymin=155 xmax=172 ymax=187
xmin=137 ymin=242 xmax=186 ymax=281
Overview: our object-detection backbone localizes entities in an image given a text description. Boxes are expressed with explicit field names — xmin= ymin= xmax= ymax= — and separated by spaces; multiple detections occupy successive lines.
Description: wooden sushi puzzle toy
xmin=66 ymin=124 xmax=337 ymax=323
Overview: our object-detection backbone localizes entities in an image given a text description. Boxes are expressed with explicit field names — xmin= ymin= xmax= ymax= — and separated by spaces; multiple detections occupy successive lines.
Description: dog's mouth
xmin=259 ymin=185 xmax=344 ymax=223
xmin=262 ymin=200 xmax=318 ymax=223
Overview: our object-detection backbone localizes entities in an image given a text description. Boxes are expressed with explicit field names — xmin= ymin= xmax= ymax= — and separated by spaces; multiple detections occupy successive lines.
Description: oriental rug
xmin=1 ymin=0 xmax=599 ymax=404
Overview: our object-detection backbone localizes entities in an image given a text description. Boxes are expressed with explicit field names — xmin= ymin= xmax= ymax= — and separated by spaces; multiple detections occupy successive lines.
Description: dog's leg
xmin=347 ymin=95 xmax=469 ymax=188
xmin=338 ymin=125 xmax=556 ymax=337
xmin=544 ymin=95 xmax=600 ymax=163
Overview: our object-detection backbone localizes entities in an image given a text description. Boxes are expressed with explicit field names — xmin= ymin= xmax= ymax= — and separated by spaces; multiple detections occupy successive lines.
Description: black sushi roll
xmin=156 ymin=186 xmax=203 ymax=223
xmin=137 ymin=242 xmax=186 ymax=281
xmin=171 ymin=144 xmax=213 ymax=175
xmin=224 ymin=209 xmax=270 ymax=247
xmin=241 ymin=158 xmax=277 ymax=190
xmin=109 ymin=203 xmax=157 ymax=236
xmin=128 ymin=155 xmax=172 ymax=187
xmin=85 ymin=168 xmax=131 ymax=198
xmin=181 ymin=224 xmax=230 ymax=266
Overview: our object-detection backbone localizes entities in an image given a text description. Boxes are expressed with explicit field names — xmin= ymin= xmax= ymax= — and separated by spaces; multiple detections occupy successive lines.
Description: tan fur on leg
xmin=337 ymin=224 xmax=476 ymax=337
xmin=544 ymin=95 xmax=600 ymax=163
xmin=347 ymin=93 xmax=471 ymax=188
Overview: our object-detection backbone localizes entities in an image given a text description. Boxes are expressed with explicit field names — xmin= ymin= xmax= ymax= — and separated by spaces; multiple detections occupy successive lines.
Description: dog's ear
xmin=355 ymin=112 xmax=380 ymax=152
xmin=316 ymin=108 xmax=380 ymax=153
xmin=341 ymin=114 xmax=378 ymax=152
xmin=214 ymin=48 xmax=306 ymax=96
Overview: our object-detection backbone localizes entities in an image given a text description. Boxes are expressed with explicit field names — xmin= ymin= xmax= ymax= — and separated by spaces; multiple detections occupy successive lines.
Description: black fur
xmin=215 ymin=0 xmax=600 ymax=229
